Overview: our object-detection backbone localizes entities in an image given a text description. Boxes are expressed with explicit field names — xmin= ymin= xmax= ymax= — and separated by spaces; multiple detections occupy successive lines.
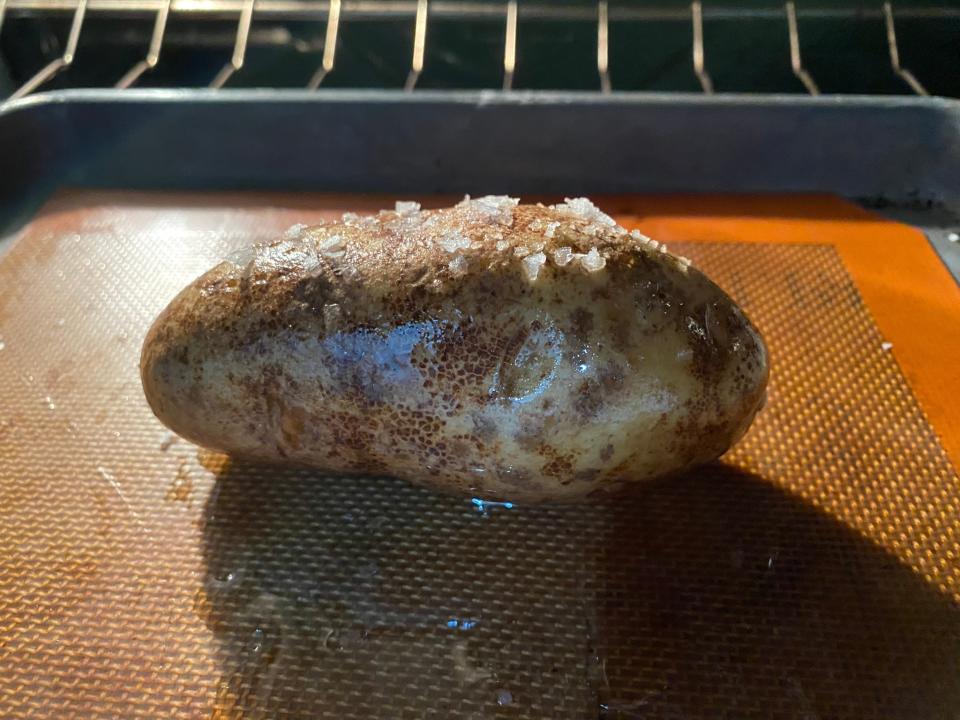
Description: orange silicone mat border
xmin=604 ymin=194 xmax=960 ymax=472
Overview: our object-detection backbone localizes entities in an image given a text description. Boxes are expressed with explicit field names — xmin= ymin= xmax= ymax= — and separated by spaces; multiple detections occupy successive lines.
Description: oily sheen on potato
xmin=141 ymin=197 xmax=768 ymax=502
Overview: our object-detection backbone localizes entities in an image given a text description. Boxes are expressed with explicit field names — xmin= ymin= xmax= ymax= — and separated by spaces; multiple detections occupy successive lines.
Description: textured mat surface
xmin=0 ymin=193 xmax=957 ymax=719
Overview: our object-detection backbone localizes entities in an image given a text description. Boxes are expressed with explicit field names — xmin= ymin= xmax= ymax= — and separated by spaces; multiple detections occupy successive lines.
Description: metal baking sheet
xmin=2 ymin=90 xmax=960 ymax=213
xmin=0 ymin=190 xmax=957 ymax=719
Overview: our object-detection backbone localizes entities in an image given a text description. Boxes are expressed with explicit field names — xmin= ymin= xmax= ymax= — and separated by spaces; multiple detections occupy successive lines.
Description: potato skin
xmin=141 ymin=198 xmax=767 ymax=502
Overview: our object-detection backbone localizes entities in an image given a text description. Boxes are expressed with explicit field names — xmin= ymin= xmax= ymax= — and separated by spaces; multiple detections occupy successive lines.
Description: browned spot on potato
xmin=570 ymin=307 xmax=594 ymax=341
xmin=280 ymin=405 xmax=308 ymax=451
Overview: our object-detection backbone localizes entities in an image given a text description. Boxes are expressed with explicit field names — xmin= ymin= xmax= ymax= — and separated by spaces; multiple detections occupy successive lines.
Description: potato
xmin=141 ymin=197 xmax=768 ymax=502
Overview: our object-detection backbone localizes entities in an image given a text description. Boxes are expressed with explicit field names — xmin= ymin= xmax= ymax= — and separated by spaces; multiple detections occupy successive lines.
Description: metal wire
xmin=692 ymin=1 xmax=713 ymax=94
xmin=404 ymin=0 xmax=428 ymax=91
xmin=502 ymin=0 xmax=517 ymax=90
xmin=597 ymin=0 xmax=610 ymax=93
xmin=115 ymin=0 xmax=171 ymax=87
xmin=884 ymin=2 xmax=928 ymax=96
xmin=8 ymin=0 xmax=87 ymax=100
xmin=786 ymin=1 xmax=819 ymax=95
xmin=307 ymin=0 xmax=341 ymax=88
xmin=209 ymin=0 xmax=255 ymax=88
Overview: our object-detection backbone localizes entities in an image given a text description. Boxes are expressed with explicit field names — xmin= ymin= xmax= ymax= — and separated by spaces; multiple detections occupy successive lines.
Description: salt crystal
xmin=224 ymin=245 xmax=257 ymax=267
xmin=448 ymin=256 xmax=468 ymax=276
xmin=471 ymin=195 xmax=519 ymax=225
xmin=283 ymin=223 xmax=308 ymax=240
xmin=528 ymin=219 xmax=544 ymax=232
xmin=553 ymin=246 xmax=574 ymax=266
xmin=341 ymin=212 xmax=360 ymax=223
xmin=659 ymin=244 xmax=668 ymax=253
xmin=319 ymin=235 xmax=346 ymax=258
xmin=629 ymin=229 xmax=651 ymax=244
xmin=648 ymin=239 xmax=660 ymax=251
xmin=495 ymin=240 xmax=510 ymax=252
xmin=544 ymin=221 xmax=560 ymax=239
xmin=552 ymin=197 xmax=616 ymax=227
xmin=395 ymin=201 xmax=421 ymax=217
xmin=514 ymin=246 xmax=531 ymax=257
xmin=580 ymin=247 xmax=607 ymax=273
xmin=521 ymin=252 xmax=547 ymax=282
xmin=677 ymin=255 xmax=693 ymax=268
xmin=440 ymin=231 xmax=472 ymax=253
xmin=881 ymin=341 xmax=894 ymax=351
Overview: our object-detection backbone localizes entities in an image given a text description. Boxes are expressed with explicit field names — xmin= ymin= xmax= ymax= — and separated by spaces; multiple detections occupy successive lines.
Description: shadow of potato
xmin=196 ymin=460 xmax=960 ymax=720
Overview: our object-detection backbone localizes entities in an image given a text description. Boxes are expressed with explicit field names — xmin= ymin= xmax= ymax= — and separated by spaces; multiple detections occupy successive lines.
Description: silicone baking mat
xmin=0 ymin=192 xmax=958 ymax=719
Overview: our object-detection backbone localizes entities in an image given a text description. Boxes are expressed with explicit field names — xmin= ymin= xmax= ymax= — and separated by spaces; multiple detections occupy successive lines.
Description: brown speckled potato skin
xmin=141 ymin=199 xmax=768 ymax=502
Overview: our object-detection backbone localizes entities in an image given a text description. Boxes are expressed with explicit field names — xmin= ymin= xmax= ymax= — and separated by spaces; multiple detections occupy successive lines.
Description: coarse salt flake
xmin=552 ymin=197 xmax=617 ymax=227
xmin=395 ymin=201 xmax=421 ymax=217
xmin=319 ymin=234 xmax=346 ymax=258
xmin=544 ymin=221 xmax=560 ymax=239
xmin=440 ymin=231 xmax=472 ymax=253
xmin=448 ymin=256 xmax=468 ymax=276
xmin=552 ymin=246 xmax=574 ymax=266
xmin=580 ymin=247 xmax=606 ymax=273
xmin=522 ymin=252 xmax=547 ymax=282
xmin=471 ymin=195 xmax=519 ymax=225
xmin=495 ymin=240 xmax=510 ymax=252
xmin=283 ymin=223 xmax=308 ymax=240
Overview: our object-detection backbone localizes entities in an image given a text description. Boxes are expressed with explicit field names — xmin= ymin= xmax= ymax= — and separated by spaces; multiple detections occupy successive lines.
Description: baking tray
xmin=0 ymin=92 xmax=959 ymax=719
xmin=2 ymin=90 xmax=960 ymax=279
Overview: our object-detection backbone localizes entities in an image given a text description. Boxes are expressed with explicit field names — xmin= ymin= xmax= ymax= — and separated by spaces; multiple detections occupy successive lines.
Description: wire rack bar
xmin=115 ymin=0 xmax=170 ymax=87
xmin=786 ymin=1 xmax=819 ymax=95
xmin=208 ymin=0 xmax=255 ymax=88
xmin=884 ymin=1 xmax=928 ymax=96
xmin=403 ymin=0 xmax=428 ymax=91
xmin=597 ymin=0 xmax=610 ymax=93
xmin=691 ymin=0 xmax=713 ymax=94
xmin=4 ymin=1 xmax=960 ymax=21
xmin=306 ymin=0 xmax=340 ymax=88
xmin=0 ymin=1 xmax=948 ymax=101
xmin=502 ymin=0 xmax=517 ymax=90
xmin=8 ymin=0 xmax=87 ymax=100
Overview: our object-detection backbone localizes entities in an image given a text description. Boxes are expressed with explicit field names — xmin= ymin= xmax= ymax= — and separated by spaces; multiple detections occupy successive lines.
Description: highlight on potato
xmin=141 ymin=196 xmax=768 ymax=503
